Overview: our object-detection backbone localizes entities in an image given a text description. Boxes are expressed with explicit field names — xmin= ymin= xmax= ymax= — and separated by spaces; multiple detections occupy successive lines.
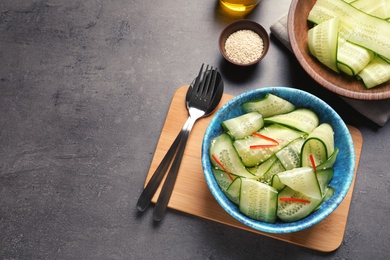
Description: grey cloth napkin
xmin=270 ymin=14 xmax=390 ymax=126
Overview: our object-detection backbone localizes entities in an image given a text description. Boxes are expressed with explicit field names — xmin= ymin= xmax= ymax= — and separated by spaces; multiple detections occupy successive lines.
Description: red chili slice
xmin=279 ymin=197 xmax=311 ymax=203
xmin=211 ymin=154 xmax=234 ymax=181
xmin=252 ymin=132 xmax=279 ymax=145
xmin=309 ymin=154 xmax=317 ymax=173
xmin=249 ymin=144 xmax=278 ymax=149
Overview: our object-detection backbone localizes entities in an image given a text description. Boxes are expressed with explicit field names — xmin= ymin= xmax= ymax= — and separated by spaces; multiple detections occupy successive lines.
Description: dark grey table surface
xmin=1 ymin=0 xmax=389 ymax=259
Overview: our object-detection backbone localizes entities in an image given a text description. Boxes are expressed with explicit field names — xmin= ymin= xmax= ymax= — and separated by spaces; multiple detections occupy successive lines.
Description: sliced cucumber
xmin=381 ymin=55 xmax=390 ymax=63
xmin=337 ymin=39 xmax=375 ymax=76
xmin=308 ymin=17 xmax=340 ymax=73
xmin=308 ymin=0 xmax=390 ymax=60
xmin=225 ymin=177 xmax=241 ymax=205
xmin=241 ymin=93 xmax=296 ymax=118
xmin=316 ymin=168 xmax=334 ymax=196
xmin=357 ymin=55 xmax=390 ymax=89
xmin=212 ymin=168 xmax=235 ymax=192
xmin=308 ymin=0 xmax=338 ymax=24
xmin=277 ymin=186 xmax=323 ymax=222
xmin=322 ymin=186 xmax=335 ymax=202
xmin=239 ymin=178 xmax=278 ymax=223
xmin=317 ymin=148 xmax=339 ymax=170
xmin=271 ymin=174 xmax=286 ymax=191
xmin=276 ymin=138 xmax=305 ymax=170
xmin=264 ymin=108 xmax=319 ymax=134
xmin=261 ymin=158 xmax=286 ymax=189
xmin=315 ymin=186 xmax=335 ymax=211
xmin=351 ymin=0 xmax=390 ymax=19
xmin=208 ymin=93 xmax=339 ymax=223
xmin=233 ymin=124 xmax=303 ymax=167
xmin=222 ymin=112 xmax=263 ymax=140
xmin=277 ymin=167 xmax=322 ymax=199
xmin=301 ymin=138 xmax=327 ymax=168
xmin=313 ymin=123 xmax=335 ymax=156
xmin=209 ymin=133 xmax=255 ymax=178
xmin=247 ymin=154 xmax=278 ymax=178
xmin=301 ymin=123 xmax=335 ymax=167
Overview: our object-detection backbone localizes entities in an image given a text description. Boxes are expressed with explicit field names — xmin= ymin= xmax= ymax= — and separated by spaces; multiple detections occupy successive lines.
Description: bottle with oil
xmin=219 ymin=0 xmax=261 ymax=13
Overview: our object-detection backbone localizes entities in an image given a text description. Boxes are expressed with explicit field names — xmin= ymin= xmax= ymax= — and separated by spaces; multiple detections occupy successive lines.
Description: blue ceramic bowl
xmin=201 ymin=87 xmax=355 ymax=234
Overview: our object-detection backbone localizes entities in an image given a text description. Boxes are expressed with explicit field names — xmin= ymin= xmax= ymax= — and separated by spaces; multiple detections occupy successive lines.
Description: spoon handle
xmin=153 ymin=118 xmax=195 ymax=221
xmin=136 ymin=119 xmax=190 ymax=212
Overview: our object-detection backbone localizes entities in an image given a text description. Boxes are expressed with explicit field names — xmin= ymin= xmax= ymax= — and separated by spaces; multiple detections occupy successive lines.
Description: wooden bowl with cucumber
xmin=201 ymin=87 xmax=355 ymax=234
xmin=288 ymin=0 xmax=390 ymax=100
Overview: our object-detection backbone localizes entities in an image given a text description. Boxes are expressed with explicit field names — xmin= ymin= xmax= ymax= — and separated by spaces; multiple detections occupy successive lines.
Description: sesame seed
xmin=224 ymin=29 xmax=264 ymax=64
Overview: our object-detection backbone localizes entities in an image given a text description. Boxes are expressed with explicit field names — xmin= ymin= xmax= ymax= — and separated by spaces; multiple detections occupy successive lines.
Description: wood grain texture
xmin=288 ymin=0 xmax=390 ymax=100
xmin=144 ymin=86 xmax=363 ymax=252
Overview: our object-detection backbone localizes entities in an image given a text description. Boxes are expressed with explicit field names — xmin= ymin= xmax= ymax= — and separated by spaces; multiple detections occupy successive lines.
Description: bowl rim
xmin=288 ymin=0 xmax=390 ymax=100
xmin=219 ymin=19 xmax=270 ymax=66
xmin=201 ymin=86 xmax=355 ymax=234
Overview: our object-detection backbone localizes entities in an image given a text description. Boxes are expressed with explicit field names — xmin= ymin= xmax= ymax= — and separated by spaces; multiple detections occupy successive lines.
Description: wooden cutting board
xmin=143 ymin=86 xmax=363 ymax=252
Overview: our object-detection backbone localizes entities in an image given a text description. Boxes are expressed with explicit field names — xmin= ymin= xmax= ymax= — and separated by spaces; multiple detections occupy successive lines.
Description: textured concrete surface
xmin=1 ymin=0 xmax=389 ymax=259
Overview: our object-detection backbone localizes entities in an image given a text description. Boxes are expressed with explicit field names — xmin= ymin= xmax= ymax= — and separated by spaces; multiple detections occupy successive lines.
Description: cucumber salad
xmin=307 ymin=0 xmax=390 ymax=89
xmin=208 ymin=93 xmax=339 ymax=223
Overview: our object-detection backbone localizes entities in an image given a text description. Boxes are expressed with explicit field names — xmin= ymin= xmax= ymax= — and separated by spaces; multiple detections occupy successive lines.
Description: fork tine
xmin=201 ymin=66 xmax=214 ymax=98
xmin=190 ymin=64 xmax=218 ymax=105
xmin=200 ymin=67 xmax=212 ymax=99
xmin=192 ymin=63 xmax=204 ymax=94
xmin=197 ymin=64 xmax=209 ymax=97
xmin=206 ymin=68 xmax=218 ymax=103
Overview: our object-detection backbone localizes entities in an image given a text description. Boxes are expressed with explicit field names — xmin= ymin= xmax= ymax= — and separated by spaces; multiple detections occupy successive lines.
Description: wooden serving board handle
xmin=144 ymin=86 xmax=363 ymax=252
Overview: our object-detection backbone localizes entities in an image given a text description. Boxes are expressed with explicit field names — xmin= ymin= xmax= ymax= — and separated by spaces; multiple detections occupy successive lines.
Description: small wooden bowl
xmin=288 ymin=0 xmax=390 ymax=100
xmin=219 ymin=20 xmax=270 ymax=66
